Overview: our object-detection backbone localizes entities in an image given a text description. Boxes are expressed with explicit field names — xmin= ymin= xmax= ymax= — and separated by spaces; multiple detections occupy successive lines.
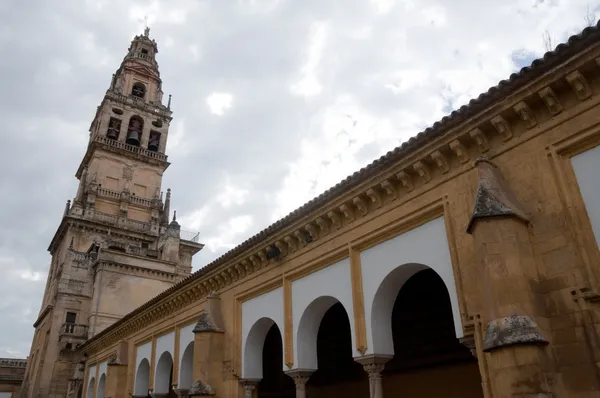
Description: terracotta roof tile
xmin=82 ymin=20 xmax=600 ymax=349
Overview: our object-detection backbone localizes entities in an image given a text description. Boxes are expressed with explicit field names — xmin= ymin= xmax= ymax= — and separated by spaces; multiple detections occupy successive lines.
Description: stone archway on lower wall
xmin=179 ymin=341 xmax=194 ymax=390
xmin=96 ymin=374 xmax=106 ymax=398
xmin=133 ymin=358 xmax=150 ymax=396
xmin=296 ymin=295 xmax=350 ymax=370
xmin=154 ymin=351 xmax=173 ymax=394
xmin=243 ymin=317 xmax=278 ymax=379
xmin=86 ymin=377 xmax=95 ymax=398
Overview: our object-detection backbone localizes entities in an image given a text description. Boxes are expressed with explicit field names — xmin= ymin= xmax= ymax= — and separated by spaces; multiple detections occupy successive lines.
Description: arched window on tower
xmin=131 ymin=82 xmax=146 ymax=99
xmin=148 ymin=131 xmax=161 ymax=152
xmin=106 ymin=117 xmax=121 ymax=140
xmin=126 ymin=116 xmax=143 ymax=147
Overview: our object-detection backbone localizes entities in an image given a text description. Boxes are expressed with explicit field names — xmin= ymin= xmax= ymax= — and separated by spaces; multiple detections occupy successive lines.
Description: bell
xmin=126 ymin=130 xmax=140 ymax=146
xmin=148 ymin=140 xmax=159 ymax=152
xmin=106 ymin=128 xmax=119 ymax=140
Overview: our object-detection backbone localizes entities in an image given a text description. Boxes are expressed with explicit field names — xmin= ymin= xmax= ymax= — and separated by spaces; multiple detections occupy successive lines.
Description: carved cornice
xmin=81 ymin=36 xmax=600 ymax=355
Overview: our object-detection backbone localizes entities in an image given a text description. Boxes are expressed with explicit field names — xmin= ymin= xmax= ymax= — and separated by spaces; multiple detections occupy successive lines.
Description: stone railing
xmin=180 ymin=230 xmax=200 ymax=243
xmin=60 ymin=323 xmax=88 ymax=339
xmin=96 ymin=187 xmax=154 ymax=207
xmin=95 ymin=135 xmax=167 ymax=162
xmin=0 ymin=359 xmax=27 ymax=368
xmin=93 ymin=211 xmax=153 ymax=233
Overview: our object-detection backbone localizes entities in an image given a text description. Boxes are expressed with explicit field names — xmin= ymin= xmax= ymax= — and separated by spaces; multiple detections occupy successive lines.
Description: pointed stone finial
xmin=167 ymin=94 xmax=172 ymax=110
xmin=466 ymin=157 xmax=530 ymax=233
xmin=162 ymin=188 xmax=171 ymax=225
xmin=64 ymin=200 xmax=71 ymax=217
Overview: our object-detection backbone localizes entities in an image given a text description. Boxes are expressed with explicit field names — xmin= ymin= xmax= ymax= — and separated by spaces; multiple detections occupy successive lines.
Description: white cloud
xmin=206 ymin=92 xmax=234 ymax=115
xmin=290 ymin=21 xmax=329 ymax=97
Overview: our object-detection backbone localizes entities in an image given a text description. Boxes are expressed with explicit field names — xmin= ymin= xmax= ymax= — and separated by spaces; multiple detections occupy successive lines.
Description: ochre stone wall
xmin=80 ymin=28 xmax=600 ymax=398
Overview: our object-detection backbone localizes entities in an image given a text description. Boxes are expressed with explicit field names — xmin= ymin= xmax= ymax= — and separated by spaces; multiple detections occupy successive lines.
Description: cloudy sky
xmin=0 ymin=0 xmax=597 ymax=358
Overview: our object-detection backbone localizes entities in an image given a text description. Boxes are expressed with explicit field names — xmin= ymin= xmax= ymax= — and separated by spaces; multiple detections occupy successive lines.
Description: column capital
xmin=240 ymin=378 xmax=260 ymax=398
xmin=355 ymin=355 xmax=392 ymax=398
xmin=354 ymin=354 xmax=392 ymax=369
xmin=285 ymin=369 xmax=314 ymax=390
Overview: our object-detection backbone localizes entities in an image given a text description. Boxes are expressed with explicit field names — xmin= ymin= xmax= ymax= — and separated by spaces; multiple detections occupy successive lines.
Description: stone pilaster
xmin=467 ymin=157 xmax=551 ymax=398
xmin=285 ymin=370 xmax=313 ymax=398
xmin=355 ymin=355 xmax=392 ymax=398
xmin=240 ymin=378 xmax=260 ymax=398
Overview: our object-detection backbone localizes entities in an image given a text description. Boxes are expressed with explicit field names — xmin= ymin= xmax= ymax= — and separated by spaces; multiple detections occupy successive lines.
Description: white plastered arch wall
xmin=241 ymin=287 xmax=284 ymax=379
xmin=85 ymin=365 xmax=96 ymax=398
xmin=178 ymin=322 xmax=196 ymax=389
xmin=292 ymin=257 xmax=357 ymax=370
xmin=154 ymin=331 xmax=175 ymax=393
xmin=361 ymin=216 xmax=463 ymax=356
xmin=134 ymin=342 xmax=151 ymax=395
xmin=85 ymin=361 xmax=107 ymax=398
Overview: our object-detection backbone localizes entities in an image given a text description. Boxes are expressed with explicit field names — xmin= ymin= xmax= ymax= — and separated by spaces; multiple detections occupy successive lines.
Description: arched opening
xmin=96 ymin=374 xmax=105 ymax=398
xmin=257 ymin=324 xmax=295 ymax=398
xmin=154 ymin=351 xmax=175 ymax=396
xmin=132 ymin=82 xmax=146 ymax=99
xmin=179 ymin=342 xmax=194 ymax=390
xmin=133 ymin=358 xmax=150 ymax=396
xmin=86 ymin=377 xmax=95 ymax=398
xmin=382 ymin=269 xmax=483 ymax=397
xmin=243 ymin=317 xmax=276 ymax=379
xmin=126 ymin=116 xmax=143 ymax=147
xmin=306 ymin=302 xmax=367 ymax=397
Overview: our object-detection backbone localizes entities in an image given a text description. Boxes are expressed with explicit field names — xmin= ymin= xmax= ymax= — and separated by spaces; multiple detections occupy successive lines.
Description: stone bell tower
xmin=19 ymin=29 xmax=204 ymax=398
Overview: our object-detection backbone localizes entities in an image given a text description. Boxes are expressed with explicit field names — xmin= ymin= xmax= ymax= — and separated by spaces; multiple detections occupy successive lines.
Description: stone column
xmin=240 ymin=378 xmax=260 ymax=398
xmin=467 ymin=158 xmax=551 ymax=398
xmin=285 ymin=370 xmax=313 ymax=398
xmin=355 ymin=355 xmax=392 ymax=398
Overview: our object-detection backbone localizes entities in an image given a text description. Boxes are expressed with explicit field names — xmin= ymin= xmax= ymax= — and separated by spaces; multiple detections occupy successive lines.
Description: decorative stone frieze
xmin=304 ymin=223 xmax=319 ymax=241
xmin=490 ymin=115 xmax=512 ymax=141
xmin=395 ymin=170 xmax=413 ymax=191
xmin=365 ymin=188 xmax=383 ymax=208
xmin=315 ymin=216 xmax=330 ymax=236
xmin=412 ymin=160 xmax=431 ymax=183
xmin=566 ymin=70 xmax=592 ymax=101
xmin=513 ymin=101 xmax=537 ymax=129
xmin=538 ymin=87 xmax=563 ymax=115
xmin=284 ymin=236 xmax=298 ymax=252
xmin=379 ymin=179 xmax=397 ymax=199
xmin=352 ymin=196 xmax=368 ymax=217
xmin=340 ymin=203 xmax=355 ymax=222
xmin=449 ymin=139 xmax=469 ymax=164
xmin=430 ymin=150 xmax=450 ymax=174
xmin=327 ymin=210 xmax=342 ymax=230
xmin=469 ymin=128 xmax=489 ymax=153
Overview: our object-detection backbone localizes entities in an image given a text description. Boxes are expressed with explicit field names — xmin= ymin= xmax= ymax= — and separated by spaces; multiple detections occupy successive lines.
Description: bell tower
xmin=20 ymin=30 xmax=204 ymax=398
